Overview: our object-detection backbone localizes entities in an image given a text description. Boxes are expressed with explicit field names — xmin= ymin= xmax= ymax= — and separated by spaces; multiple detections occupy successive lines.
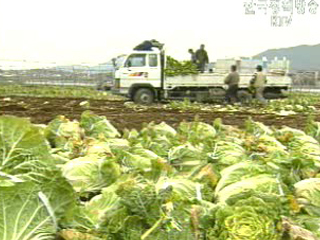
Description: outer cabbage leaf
xmin=245 ymin=119 xmax=273 ymax=136
xmin=255 ymin=135 xmax=288 ymax=155
xmin=38 ymin=170 xmax=77 ymax=227
xmin=83 ymin=138 xmax=130 ymax=158
xmin=131 ymin=147 xmax=163 ymax=160
xmin=208 ymin=140 xmax=246 ymax=168
xmin=295 ymin=215 xmax=320 ymax=238
xmin=0 ymin=115 xmax=78 ymax=228
xmin=115 ymin=178 xmax=162 ymax=227
xmin=0 ymin=116 xmax=52 ymax=174
xmin=106 ymin=138 xmax=130 ymax=151
xmin=276 ymin=127 xmax=320 ymax=155
xmin=80 ymin=111 xmax=120 ymax=139
xmin=122 ymin=129 xmax=140 ymax=145
xmin=289 ymin=135 xmax=320 ymax=153
xmin=282 ymin=216 xmax=319 ymax=240
xmin=114 ymin=177 xmax=200 ymax=239
xmin=0 ymin=182 xmax=56 ymax=240
xmin=276 ymin=127 xmax=306 ymax=140
xmin=59 ymin=229 xmax=104 ymax=240
xmin=121 ymin=152 xmax=152 ymax=173
xmin=215 ymin=161 xmax=273 ymax=195
xmin=44 ymin=116 xmax=82 ymax=149
xmin=216 ymin=174 xmax=283 ymax=203
xmin=305 ymin=118 xmax=320 ymax=143
xmin=294 ymin=178 xmax=320 ymax=216
xmin=62 ymin=155 xmax=120 ymax=193
xmin=276 ymin=129 xmax=320 ymax=178
xmin=44 ymin=115 xmax=71 ymax=146
xmin=137 ymin=122 xmax=177 ymax=157
xmin=146 ymin=135 xmax=174 ymax=157
xmin=178 ymin=121 xmax=216 ymax=144
xmin=74 ymin=184 xmax=123 ymax=231
xmin=156 ymin=177 xmax=200 ymax=202
xmin=141 ymin=121 xmax=177 ymax=138
xmin=191 ymin=164 xmax=219 ymax=201
xmin=168 ymin=143 xmax=203 ymax=171
xmin=83 ymin=139 xmax=113 ymax=157
xmin=213 ymin=118 xmax=242 ymax=137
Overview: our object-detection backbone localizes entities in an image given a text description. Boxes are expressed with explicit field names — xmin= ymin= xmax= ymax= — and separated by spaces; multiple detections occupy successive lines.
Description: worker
xmin=195 ymin=44 xmax=209 ymax=73
xmin=250 ymin=65 xmax=267 ymax=105
xmin=133 ymin=39 xmax=164 ymax=51
xmin=188 ymin=49 xmax=197 ymax=65
xmin=224 ymin=65 xmax=240 ymax=104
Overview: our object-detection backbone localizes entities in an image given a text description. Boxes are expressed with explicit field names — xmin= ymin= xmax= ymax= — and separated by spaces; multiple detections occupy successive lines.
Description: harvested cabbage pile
xmin=164 ymin=56 xmax=198 ymax=77
xmin=1 ymin=111 xmax=320 ymax=240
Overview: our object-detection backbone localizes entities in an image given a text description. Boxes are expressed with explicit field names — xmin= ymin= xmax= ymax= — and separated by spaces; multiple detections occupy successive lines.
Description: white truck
xmin=111 ymin=49 xmax=292 ymax=104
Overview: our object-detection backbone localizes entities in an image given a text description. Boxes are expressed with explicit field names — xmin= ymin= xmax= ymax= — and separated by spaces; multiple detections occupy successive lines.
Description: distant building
xmin=214 ymin=56 xmax=290 ymax=73
xmin=268 ymin=56 xmax=290 ymax=72
xmin=309 ymin=0 xmax=319 ymax=14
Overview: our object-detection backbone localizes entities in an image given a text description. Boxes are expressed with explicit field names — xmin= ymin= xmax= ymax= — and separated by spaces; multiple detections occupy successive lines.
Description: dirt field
xmin=0 ymin=96 xmax=318 ymax=131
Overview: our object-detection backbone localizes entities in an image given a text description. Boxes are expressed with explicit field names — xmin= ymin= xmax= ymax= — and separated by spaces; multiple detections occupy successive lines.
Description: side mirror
xmin=111 ymin=58 xmax=116 ymax=68
xmin=127 ymin=60 xmax=132 ymax=68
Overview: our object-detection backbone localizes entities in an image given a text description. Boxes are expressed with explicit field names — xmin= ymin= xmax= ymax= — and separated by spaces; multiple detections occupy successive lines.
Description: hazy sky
xmin=0 ymin=0 xmax=319 ymax=65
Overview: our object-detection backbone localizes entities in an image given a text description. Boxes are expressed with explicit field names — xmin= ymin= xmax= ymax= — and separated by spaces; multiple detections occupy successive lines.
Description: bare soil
xmin=0 ymin=96 xmax=318 ymax=131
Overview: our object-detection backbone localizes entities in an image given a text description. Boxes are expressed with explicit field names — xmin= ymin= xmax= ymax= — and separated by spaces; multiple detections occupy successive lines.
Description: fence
xmin=0 ymin=63 xmax=114 ymax=89
xmin=289 ymin=71 xmax=320 ymax=93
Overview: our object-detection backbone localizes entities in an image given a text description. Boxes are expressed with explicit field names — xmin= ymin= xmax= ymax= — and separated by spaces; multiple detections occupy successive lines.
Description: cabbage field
xmin=1 ymin=87 xmax=320 ymax=131
xmin=2 ymin=105 xmax=320 ymax=240
xmin=1 ymin=86 xmax=320 ymax=240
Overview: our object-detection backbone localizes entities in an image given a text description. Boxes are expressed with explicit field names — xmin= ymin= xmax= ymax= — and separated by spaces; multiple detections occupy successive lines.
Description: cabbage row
xmin=1 ymin=111 xmax=320 ymax=240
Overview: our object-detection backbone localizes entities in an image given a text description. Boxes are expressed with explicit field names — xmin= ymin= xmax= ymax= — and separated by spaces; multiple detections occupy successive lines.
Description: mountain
xmin=253 ymin=44 xmax=320 ymax=71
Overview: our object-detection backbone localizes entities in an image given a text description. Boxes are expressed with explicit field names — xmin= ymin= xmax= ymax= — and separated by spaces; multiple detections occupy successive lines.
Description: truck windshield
xmin=125 ymin=54 xmax=146 ymax=67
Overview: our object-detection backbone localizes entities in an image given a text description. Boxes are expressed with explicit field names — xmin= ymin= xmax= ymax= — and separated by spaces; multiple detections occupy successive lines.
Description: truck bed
xmin=165 ymin=73 xmax=292 ymax=89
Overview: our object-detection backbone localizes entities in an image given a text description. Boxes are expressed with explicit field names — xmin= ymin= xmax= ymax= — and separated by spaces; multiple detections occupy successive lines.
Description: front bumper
xmin=111 ymin=88 xmax=129 ymax=96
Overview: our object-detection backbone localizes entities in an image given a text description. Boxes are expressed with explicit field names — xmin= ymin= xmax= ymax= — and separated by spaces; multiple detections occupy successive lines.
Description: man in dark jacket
xmin=188 ymin=49 xmax=197 ymax=65
xmin=195 ymin=44 xmax=209 ymax=73
xmin=224 ymin=65 xmax=240 ymax=104
xmin=133 ymin=39 xmax=163 ymax=51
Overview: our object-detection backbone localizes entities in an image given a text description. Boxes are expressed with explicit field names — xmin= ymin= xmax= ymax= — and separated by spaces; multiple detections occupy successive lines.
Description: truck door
xmin=147 ymin=53 xmax=161 ymax=83
xmin=119 ymin=53 xmax=148 ymax=89
xmin=118 ymin=53 xmax=161 ymax=89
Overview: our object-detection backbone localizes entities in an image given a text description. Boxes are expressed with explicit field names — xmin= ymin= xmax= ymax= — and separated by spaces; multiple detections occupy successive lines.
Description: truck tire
xmin=237 ymin=90 xmax=252 ymax=104
xmin=133 ymin=88 xmax=154 ymax=104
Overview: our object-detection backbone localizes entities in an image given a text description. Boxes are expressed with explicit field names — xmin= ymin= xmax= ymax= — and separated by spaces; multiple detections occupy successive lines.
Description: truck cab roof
xmin=130 ymin=49 xmax=162 ymax=54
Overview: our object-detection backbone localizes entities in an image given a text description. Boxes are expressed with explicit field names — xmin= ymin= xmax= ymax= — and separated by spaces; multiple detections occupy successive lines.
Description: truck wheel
xmin=133 ymin=88 xmax=154 ymax=104
xmin=237 ymin=90 xmax=252 ymax=104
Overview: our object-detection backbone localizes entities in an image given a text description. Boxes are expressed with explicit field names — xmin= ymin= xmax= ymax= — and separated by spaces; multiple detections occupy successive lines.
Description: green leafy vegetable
xmin=62 ymin=155 xmax=120 ymax=193
xmin=295 ymin=178 xmax=320 ymax=217
xmin=80 ymin=111 xmax=120 ymax=139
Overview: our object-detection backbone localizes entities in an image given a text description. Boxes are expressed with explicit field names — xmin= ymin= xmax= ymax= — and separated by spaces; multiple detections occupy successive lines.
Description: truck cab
xmin=113 ymin=49 xmax=164 ymax=103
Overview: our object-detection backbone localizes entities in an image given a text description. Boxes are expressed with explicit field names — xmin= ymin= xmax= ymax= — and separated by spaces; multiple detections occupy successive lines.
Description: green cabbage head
xmin=212 ymin=196 xmax=282 ymax=240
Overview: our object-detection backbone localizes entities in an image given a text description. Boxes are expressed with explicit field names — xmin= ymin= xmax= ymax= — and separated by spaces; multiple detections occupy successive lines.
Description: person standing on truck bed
xmin=133 ymin=39 xmax=164 ymax=51
xmin=195 ymin=44 xmax=209 ymax=73
xmin=188 ymin=49 xmax=197 ymax=65
xmin=224 ymin=65 xmax=240 ymax=104
xmin=250 ymin=65 xmax=267 ymax=105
